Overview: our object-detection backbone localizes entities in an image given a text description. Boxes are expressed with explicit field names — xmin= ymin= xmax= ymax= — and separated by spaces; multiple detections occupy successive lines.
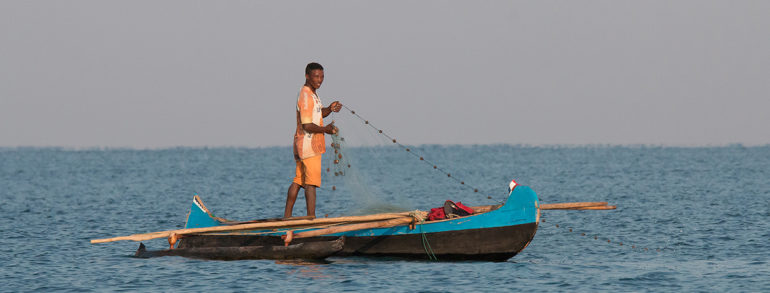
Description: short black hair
xmin=305 ymin=62 xmax=324 ymax=75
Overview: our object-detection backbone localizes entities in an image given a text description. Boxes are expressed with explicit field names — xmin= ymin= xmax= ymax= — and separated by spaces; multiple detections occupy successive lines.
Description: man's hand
xmin=330 ymin=101 xmax=342 ymax=112
xmin=325 ymin=121 xmax=339 ymax=135
xmin=321 ymin=101 xmax=342 ymax=118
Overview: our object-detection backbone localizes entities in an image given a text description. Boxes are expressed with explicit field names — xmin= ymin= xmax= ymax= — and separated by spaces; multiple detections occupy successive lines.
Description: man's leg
xmin=284 ymin=182 xmax=302 ymax=218
xmin=305 ymin=185 xmax=316 ymax=217
xmin=285 ymin=159 xmax=305 ymax=218
xmin=303 ymin=155 xmax=323 ymax=218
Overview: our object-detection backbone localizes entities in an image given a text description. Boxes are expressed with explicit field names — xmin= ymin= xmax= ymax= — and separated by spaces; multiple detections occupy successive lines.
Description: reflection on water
xmin=275 ymin=259 xmax=331 ymax=266
xmin=280 ymin=259 xmax=334 ymax=279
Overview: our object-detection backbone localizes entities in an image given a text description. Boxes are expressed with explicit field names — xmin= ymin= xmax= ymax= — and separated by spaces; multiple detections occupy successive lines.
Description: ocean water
xmin=1 ymin=145 xmax=768 ymax=292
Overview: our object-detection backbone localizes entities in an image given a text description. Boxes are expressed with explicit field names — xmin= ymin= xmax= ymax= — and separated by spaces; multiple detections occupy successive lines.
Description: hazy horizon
xmin=2 ymin=142 xmax=767 ymax=151
xmin=2 ymin=1 xmax=768 ymax=148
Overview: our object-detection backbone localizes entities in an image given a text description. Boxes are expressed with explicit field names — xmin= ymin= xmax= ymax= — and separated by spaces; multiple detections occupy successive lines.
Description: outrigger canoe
xmin=177 ymin=183 xmax=540 ymax=261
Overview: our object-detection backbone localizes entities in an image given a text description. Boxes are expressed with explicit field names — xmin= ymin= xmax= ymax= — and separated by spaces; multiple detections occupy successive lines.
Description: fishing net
xmin=320 ymin=105 xmax=493 ymax=215
xmin=322 ymin=111 xmax=414 ymax=215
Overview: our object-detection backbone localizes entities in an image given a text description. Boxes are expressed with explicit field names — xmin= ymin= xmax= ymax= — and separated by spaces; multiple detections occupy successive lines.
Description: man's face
xmin=306 ymin=69 xmax=324 ymax=90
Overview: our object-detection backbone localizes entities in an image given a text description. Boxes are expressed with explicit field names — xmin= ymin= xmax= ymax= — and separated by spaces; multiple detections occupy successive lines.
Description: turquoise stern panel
xmin=184 ymin=199 xmax=221 ymax=229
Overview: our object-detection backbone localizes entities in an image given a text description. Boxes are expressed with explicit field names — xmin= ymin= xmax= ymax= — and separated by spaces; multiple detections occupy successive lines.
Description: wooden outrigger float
xmin=92 ymin=182 xmax=614 ymax=261
xmin=133 ymin=238 xmax=345 ymax=260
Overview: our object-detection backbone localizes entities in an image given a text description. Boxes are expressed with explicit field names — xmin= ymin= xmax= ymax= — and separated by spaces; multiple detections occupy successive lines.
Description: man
xmin=284 ymin=62 xmax=342 ymax=218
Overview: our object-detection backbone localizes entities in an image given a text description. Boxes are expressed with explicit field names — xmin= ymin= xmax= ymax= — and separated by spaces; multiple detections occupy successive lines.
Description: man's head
xmin=305 ymin=62 xmax=324 ymax=90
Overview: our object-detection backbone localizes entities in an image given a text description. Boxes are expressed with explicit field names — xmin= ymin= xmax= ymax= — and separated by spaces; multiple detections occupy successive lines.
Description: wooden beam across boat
xmin=91 ymin=211 xmax=427 ymax=244
xmin=220 ymin=215 xmax=316 ymax=225
xmin=282 ymin=217 xmax=416 ymax=245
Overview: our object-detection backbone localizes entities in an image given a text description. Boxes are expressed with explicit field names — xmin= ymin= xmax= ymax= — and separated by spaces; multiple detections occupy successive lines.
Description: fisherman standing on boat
xmin=284 ymin=62 xmax=342 ymax=218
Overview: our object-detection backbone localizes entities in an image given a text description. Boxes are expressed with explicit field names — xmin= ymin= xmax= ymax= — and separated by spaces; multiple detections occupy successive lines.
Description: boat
xmin=134 ymin=238 xmax=344 ymax=260
xmin=176 ymin=182 xmax=540 ymax=261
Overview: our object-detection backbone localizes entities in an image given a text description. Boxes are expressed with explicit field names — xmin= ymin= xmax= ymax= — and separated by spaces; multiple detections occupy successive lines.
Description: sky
xmin=1 ymin=1 xmax=768 ymax=148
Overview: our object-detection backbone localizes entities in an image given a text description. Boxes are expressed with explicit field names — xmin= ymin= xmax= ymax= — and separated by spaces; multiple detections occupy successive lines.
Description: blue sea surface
xmin=1 ymin=145 xmax=768 ymax=292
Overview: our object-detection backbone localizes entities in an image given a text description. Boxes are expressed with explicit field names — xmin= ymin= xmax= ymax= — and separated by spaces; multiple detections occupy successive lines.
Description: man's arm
xmin=322 ymin=101 xmax=342 ymax=118
xmin=302 ymin=122 xmax=337 ymax=135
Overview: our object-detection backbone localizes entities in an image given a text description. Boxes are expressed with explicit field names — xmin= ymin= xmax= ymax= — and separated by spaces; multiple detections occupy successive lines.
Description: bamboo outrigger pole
xmin=90 ymin=211 xmax=427 ymax=244
xmin=470 ymin=202 xmax=616 ymax=212
xmin=566 ymin=205 xmax=617 ymax=210
xmin=539 ymin=202 xmax=614 ymax=210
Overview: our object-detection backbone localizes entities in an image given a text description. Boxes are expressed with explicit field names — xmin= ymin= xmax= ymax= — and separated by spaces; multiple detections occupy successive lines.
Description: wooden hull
xmin=179 ymin=222 xmax=537 ymax=261
xmin=137 ymin=238 xmax=344 ymax=260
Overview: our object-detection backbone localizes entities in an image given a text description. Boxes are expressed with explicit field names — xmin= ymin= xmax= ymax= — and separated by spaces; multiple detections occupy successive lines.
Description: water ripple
xmin=1 ymin=146 xmax=769 ymax=291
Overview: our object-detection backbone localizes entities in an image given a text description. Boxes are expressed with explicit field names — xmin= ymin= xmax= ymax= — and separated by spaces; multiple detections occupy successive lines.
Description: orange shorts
xmin=292 ymin=155 xmax=322 ymax=187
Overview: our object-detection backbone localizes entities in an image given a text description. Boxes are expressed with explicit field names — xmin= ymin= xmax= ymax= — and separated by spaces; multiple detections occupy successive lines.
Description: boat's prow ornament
xmin=508 ymin=179 xmax=518 ymax=193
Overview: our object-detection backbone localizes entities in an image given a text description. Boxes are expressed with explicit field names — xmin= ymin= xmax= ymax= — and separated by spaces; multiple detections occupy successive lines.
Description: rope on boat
xmin=409 ymin=210 xmax=426 ymax=222
xmin=331 ymin=104 xmax=503 ymax=204
xmin=416 ymin=215 xmax=438 ymax=261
